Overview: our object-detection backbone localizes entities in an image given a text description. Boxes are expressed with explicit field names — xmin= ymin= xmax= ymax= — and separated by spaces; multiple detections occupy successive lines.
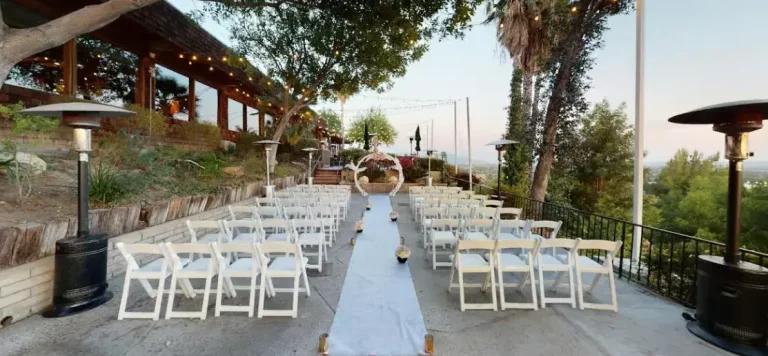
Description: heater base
xmin=687 ymin=321 xmax=768 ymax=356
xmin=43 ymin=291 xmax=113 ymax=318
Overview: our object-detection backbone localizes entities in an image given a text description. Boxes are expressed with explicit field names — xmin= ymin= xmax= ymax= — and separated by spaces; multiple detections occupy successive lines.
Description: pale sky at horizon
xmin=167 ymin=0 xmax=768 ymax=164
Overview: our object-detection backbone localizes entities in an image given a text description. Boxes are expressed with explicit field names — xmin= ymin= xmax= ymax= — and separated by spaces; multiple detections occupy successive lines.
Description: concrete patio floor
xmin=0 ymin=194 xmax=731 ymax=356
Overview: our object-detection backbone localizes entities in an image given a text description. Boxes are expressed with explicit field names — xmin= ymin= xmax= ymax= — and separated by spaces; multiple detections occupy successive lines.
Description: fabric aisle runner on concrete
xmin=328 ymin=194 xmax=427 ymax=356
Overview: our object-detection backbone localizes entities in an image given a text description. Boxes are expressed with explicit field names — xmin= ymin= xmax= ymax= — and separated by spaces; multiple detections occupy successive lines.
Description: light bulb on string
xmin=192 ymin=55 xmax=197 ymax=61
xmin=571 ymin=6 xmax=577 ymax=13
xmin=229 ymin=72 xmax=234 ymax=76
xmin=535 ymin=15 xmax=540 ymax=21
xmin=207 ymin=56 xmax=212 ymax=61
xmin=209 ymin=66 xmax=214 ymax=71
xmin=223 ymin=56 xmax=228 ymax=62
xmin=179 ymin=54 xmax=184 ymax=59
xmin=188 ymin=61 xmax=192 ymax=65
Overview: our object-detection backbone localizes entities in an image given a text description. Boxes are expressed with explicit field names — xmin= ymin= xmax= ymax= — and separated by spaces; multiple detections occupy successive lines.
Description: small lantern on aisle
xmin=355 ymin=220 xmax=364 ymax=233
xmin=390 ymin=211 xmax=399 ymax=222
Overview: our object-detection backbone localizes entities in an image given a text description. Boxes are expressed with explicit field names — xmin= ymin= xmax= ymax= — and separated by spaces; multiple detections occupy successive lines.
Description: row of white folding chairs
xmin=446 ymin=237 xmax=621 ymax=313
xmin=419 ymin=207 xmax=523 ymax=247
xmin=228 ymin=204 xmax=340 ymax=237
xmin=116 ymin=240 xmax=310 ymax=320
xmin=409 ymin=186 xmax=463 ymax=195
xmin=187 ymin=215 xmax=331 ymax=272
xmin=410 ymin=193 xmax=488 ymax=209
xmin=425 ymin=218 xmax=562 ymax=270
xmin=255 ymin=196 xmax=349 ymax=220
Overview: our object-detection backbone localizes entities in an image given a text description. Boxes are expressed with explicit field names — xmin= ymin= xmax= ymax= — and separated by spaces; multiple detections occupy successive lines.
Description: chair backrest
xmin=260 ymin=218 xmax=289 ymax=231
xmin=212 ymin=241 xmax=258 ymax=256
xmin=498 ymin=207 xmax=522 ymax=220
xmin=484 ymin=199 xmax=503 ymax=208
xmin=497 ymin=219 xmax=530 ymax=237
xmin=430 ymin=218 xmax=462 ymax=231
xmin=422 ymin=207 xmax=444 ymax=219
xmin=255 ymin=206 xmax=281 ymax=219
xmin=530 ymin=220 xmax=563 ymax=238
xmin=256 ymin=241 xmax=302 ymax=256
xmin=283 ymin=206 xmax=309 ymax=219
xmin=255 ymin=197 xmax=278 ymax=206
xmin=275 ymin=191 xmax=293 ymax=198
xmin=420 ymin=198 xmax=439 ymax=207
xmin=222 ymin=219 xmax=264 ymax=241
xmin=228 ymin=205 xmax=256 ymax=221
xmin=538 ymin=238 xmax=579 ymax=250
xmin=446 ymin=207 xmax=473 ymax=219
xmin=116 ymin=242 xmax=165 ymax=271
xmin=291 ymin=218 xmax=321 ymax=233
xmin=471 ymin=194 xmax=489 ymax=202
xmin=496 ymin=238 xmax=540 ymax=252
xmin=456 ymin=239 xmax=495 ymax=252
xmin=575 ymin=239 xmax=622 ymax=255
xmin=474 ymin=207 xmax=499 ymax=219
xmin=441 ymin=198 xmax=460 ymax=207
xmin=464 ymin=218 xmax=496 ymax=231
xmin=186 ymin=220 xmax=224 ymax=242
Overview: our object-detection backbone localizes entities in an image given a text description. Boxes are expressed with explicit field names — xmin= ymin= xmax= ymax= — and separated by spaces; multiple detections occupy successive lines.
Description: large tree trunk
xmin=521 ymin=71 xmax=533 ymax=123
xmin=527 ymin=74 xmax=542 ymax=181
xmin=0 ymin=0 xmax=160 ymax=87
xmin=268 ymin=105 xmax=304 ymax=173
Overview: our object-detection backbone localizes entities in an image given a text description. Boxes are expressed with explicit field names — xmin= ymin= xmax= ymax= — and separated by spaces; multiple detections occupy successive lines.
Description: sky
xmin=166 ymin=0 xmax=768 ymax=164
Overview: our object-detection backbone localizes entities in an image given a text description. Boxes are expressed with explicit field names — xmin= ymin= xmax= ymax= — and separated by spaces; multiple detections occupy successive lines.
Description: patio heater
xmin=669 ymin=100 xmax=768 ymax=356
xmin=426 ymin=150 xmax=435 ymax=187
xmin=486 ymin=139 xmax=518 ymax=200
xmin=409 ymin=136 xmax=414 ymax=156
xmin=20 ymin=103 xmax=134 ymax=317
xmin=302 ymin=147 xmax=318 ymax=185
xmin=254 ymin=140 xmax=280 ymax=197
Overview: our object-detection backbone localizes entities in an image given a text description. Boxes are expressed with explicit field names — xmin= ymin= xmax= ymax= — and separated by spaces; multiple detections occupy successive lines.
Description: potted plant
xmin=396 ymin=237 xmax=410 ymax=263
xmin=390 ymin=211 xmax=399 ymax=222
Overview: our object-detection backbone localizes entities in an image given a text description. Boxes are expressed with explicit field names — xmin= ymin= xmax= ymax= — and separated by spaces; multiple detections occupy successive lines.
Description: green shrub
xmin=90 ymin=162 xmax=135 ymax=206
xmin=340 ymin=148 xmax=366 ymax=164
xmin=242 ymin=152 xmax=267 ymax=176
xmin=403 ymin=166 xmax=427 ymax=183
xmin=417 ymin=157 xmax=445 ymax=172
xmin=233 ymin=131 xmax=267 ymax=156
xmin=0 ymin=101 xmax=60 ymax=135
xmin=110 ymin=104 xmax=169 ymax=137
xmin=177 ymin=121 xmax=220 ymax=147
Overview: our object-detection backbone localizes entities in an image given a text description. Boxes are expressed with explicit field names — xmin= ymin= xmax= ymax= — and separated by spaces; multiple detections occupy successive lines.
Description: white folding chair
xmin=497 ymin=219 xmax=530 ymax=240
xmin=283 ymin=206 xmax=309 ymax=220
xmin=448 ymin=239 xmax=498 ymax=311
xmin=474 ymin=207 xmax=499 ymax=220
xmin=428 ymin=219 xmax=461 ymax=270
xmin=498 ymin=207 xmax=522 ymax=220
xmin=256 ymin=197 xmax=278 ymax=206
xmin=256 ymin=242 xmax=311 ymax=318
xmin=186 ymin=220 xmax=226 ymax=245
xmin=484 ymin=199 xmax=503 ymax=208
xmin=314 ymin=205 xmax=338 ymax=246
xmin=532 ymin=238 xmax=579 ymax=309
xmin=222 ymin=219 xmax=264 ymax=244
xmin=213 ymin=242 xmax=273 ymax=317
xmin=163 ymin=242 xmax=226 ymax=320
xmin=574 ymin=239 xmax=622 ymax=312
xmin=421 ymin=207 xmax=444 ymax=247
xmin=116 ymin=243 xmax=188 ymax=320
xmin=495 ymin=239 xmax=541 ymax=310
xmin=274 ymin=191 xmax=292 ymax=199
xmin=255 ymin=206 xmax=282 ymax=219
xmin=292 ymin=218 xmax=327 ymax=272
xmin=462 ymin=218 xmax=497 ymax=240
xmin=530 ymin=220 xmax=564 ymax=255
xmin=263 ymin=219 xmax=292 ymax=243
xmin=445 ymin=206 xmax=473 ymax=220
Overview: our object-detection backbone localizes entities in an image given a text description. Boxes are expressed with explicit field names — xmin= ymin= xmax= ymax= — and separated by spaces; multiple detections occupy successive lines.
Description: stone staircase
xmin=314 ymin=168 xmax=341 ymax=185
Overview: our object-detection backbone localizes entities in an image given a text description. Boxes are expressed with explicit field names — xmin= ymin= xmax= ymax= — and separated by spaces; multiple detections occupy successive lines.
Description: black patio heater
xmin=669 ymin=100 xmax=768 ymax=356
xmin=21 ymin=103 xmax=134 ymax=317
xmin=486 ymin=139 xmax=518 ymax=200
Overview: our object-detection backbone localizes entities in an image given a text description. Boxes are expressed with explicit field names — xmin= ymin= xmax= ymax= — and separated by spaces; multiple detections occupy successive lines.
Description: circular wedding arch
xmin=353 ymin=151 xmax=404 ymax=196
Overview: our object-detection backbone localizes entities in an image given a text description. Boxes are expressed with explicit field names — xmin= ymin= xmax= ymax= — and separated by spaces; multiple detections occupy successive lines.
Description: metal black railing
xmin=443 ymin=173 xmax=768 ymax=307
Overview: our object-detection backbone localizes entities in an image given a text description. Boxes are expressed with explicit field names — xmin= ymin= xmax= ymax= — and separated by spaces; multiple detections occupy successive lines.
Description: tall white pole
xmin=339 ymin=95 xmax=346 ymax=153
xmin=466 ymin=97 xmax=472 ymax=191
xmin=454 ymin=101 xmax=458 ymax=175
xmin=631 ymin=0 xmax=645 ymax=262
xmin=431 ymin=118 xmax=435 ymax=151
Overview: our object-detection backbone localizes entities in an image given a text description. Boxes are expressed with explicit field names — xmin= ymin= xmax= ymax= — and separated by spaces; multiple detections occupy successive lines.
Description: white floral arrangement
xmin=366 ymin=201 xmax=372 ymax=210
xmin=359 ymin=176 xmax=369 ymax=184
xmin=355 ymin=220 xmax=364 ymax=232
xmin=388 ymin=175 xmax=398 ymax=184
xmin=396 ymin=245 xmax=411 ymax=259
xmin=390 ymin=211 xmax=399 ymax=221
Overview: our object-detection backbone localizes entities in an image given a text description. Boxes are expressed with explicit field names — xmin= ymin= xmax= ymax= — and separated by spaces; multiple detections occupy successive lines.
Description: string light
xmin=499 ymin=23 xmax=504 ymax=29
xmin=192 ymin=55 xmax=198 ymax=61
xmin=409 ymin=39 xmax=414 ymax=45
xmin=207 ymin=56 xmax=212 ymax=61
xmin=188 ymin=61 xmax=192 ymax=65
xmin=209 ymin=66 xmax=214 ymax=71
xmin=222 ymin=56 xmax=228 ymax=62
xmin=96 ymin=54 xmax=102 ymax=59
xmin=248 ymin=77 xmax=252 ymax=81
xmin=335 ymin=50 xmax=340 ymax=56
xmin=571 ymin=6 xmax=577 ymax=12
xmin=267 ymin=81 xmax=272 ymax=86
xmin=179 ymin=54 xmax=184 ymax=59
xmin=44 ymin=57 xmax=49 ymax=61
xmin=239 ymin=57 xmax=244 ymax=62
xmin=229 ymin=72 xmax=234 ymax=76
xmin=534 ymin=15 xmax=540 ymax=21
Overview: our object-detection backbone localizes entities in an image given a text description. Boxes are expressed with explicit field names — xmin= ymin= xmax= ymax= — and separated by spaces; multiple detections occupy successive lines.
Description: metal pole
xmin=431 ymin=118 xmax=434 ymax=151
xmin=631 ymin=0 xmax=645 ymax=262
xmin=454 ymin=101 xmax=458 ymax=175
xmin=307 ymin=152 xmax=313 ymax=185
xmin=466 ymin=97 xmax=472 ymax=191
xmin=497 ymin=149 xmax=502 ymax=200
xmin=725 ymin=160 xmax=743 ymax=263
xmin=74 ymin=128 xmax=91 ymax=238
xmin=340 ymin=96 xmax=346 ymax=154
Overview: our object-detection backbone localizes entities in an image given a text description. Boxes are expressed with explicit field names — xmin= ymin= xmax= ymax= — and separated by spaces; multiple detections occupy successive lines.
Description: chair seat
xmin=533 ymin=254 xmax=566 ymax=266
xmin=196 ymin=233 xmax=220 ymax=243
xmin=449 ymin=253 xmax=490 ymax=268
xmin=266 ymin=233 xmax=288 ymax=242
xmin=181 ymin=258 xmax=214 ymax=272
xmin=498 ymin=232 xmax=522 ymax=240
xmin=233 ymin=233 xmax=261 ymax=243
xmin=497 ymin=253 xmax=527 ymax=267
xmin=141 ymin=258 xmax=189 ymax=272
xmin=576 ymin=255 xmax=602 ymax=268
xmin=422 ymin=219 xmax=432 ymax=227
xmin=464 ymin=231 xmax=490 ymax=240
xmin=432 ymin=231 xmax=456 ymax=243
xmin=530 ymin=234 xmax=545 ymax=240
xmin=227 ymin=257 xmax=261 ymax=272
xmin=268 ymin=256 xmax=310 ymax=272
xmin=298 ymin=233 xmax=325 ymax=245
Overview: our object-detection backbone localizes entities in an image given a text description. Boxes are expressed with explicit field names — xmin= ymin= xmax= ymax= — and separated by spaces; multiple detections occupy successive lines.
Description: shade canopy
xmin=20 ymin=102 xmax=135 ymax=129
xmin=668 ymin=100 xmax=768 ymax=125
xmin=486 ymin=139 xmax=519 ymax=146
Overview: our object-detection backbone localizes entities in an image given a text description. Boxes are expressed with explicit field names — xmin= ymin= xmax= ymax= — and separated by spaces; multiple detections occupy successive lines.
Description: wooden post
xmin=259 ymin=112 xmax=265 ymax=135
xmin=62 ymin=39 xmax=77 ymax=96
xmin=135 ymin=56 xmax=156 ymax=109
xmin=188 ymin=78 xmax=196 ymax=122
xmin=242 ymin=102 xmax=248 ymax=132
xmin=217 ymin=89 xmax=228 ymax=131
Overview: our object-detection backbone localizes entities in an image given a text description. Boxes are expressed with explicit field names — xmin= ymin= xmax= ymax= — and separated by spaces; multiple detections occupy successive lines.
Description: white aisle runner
xmin=328 ymin=195 xmax=427 ymax=356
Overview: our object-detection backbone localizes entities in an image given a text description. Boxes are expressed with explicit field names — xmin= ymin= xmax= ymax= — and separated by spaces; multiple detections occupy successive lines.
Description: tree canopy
xmin=317 ymin=109 xmax=342 ymax=133
xmin=347 ymin=108 xmax=398 ymax=146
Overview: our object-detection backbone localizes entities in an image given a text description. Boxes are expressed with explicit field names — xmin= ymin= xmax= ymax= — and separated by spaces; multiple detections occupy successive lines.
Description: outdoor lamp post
xmin=426 ymin=149 xmax=435 ymax=187
xmin=409 ymin=136 xmax=414 ymax=156
xmin=254 ymin=140 xmax=280 ymax=197
xmin=302 ymin=147 xmax=318 ymax=185
xmin=20 ymin=102 xmax=134 ymax=317
xmin=486 ymin=139 xmax=518 ymax=200
xmin=669 ymin=100 xmax=768 ymax=355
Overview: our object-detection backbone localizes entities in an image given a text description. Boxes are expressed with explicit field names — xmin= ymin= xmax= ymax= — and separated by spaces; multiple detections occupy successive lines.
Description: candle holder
xmin=20 ymin=102 xmax=134 ymax=317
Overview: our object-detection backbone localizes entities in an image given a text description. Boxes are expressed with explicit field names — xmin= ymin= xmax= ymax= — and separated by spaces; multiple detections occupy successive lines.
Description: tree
xmin=318 ymin=109 xmax=341 ymax=133
xmin=502 ymin=66 xmax=529 ymax=190
xmin=0 ymin=0 xmax=481 ymax=88
xmin=346 ymin=108 xmax=398 ymax=147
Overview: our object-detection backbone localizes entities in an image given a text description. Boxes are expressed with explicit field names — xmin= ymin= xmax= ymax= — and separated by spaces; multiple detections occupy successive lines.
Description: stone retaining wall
xmin=0 ymin=173 xmax=304 ymax=327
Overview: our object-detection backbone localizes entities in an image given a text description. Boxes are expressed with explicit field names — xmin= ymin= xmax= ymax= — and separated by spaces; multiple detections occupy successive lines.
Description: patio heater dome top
xmin=20 ymin=102 xmax=135 ymax=129
xmin=485 ymin=139 xmax=519 ymax=146
xmin=668 ymin=99 xmax=768 ymax=127
xmin=302 ymin=147 xmax=318 ymax=152
xmin=253 ymin=140 xmax=280 ymax=145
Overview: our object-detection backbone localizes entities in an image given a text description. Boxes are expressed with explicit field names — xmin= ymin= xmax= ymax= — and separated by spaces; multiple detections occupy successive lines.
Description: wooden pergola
xmin=1 ymin=0 xmax=297 ymax=136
